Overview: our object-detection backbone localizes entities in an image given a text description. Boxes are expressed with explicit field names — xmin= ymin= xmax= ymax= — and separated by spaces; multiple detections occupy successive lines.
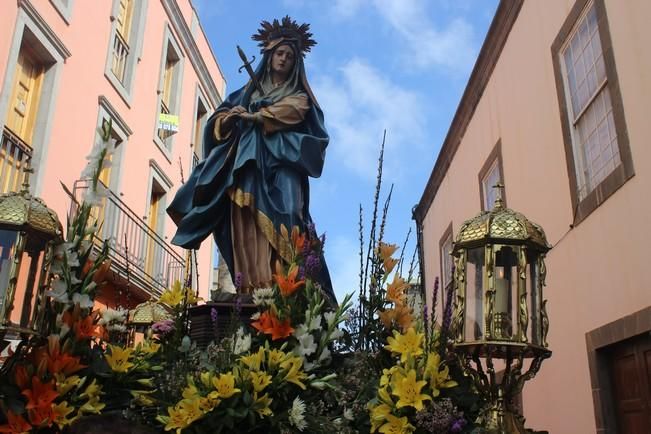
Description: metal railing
xmin=0 ymin=127 xmax=32 ymax=194
xmin=70 ymin=179 xmax=184 ymax=298
xmin=192 ymin=152 xmax=200 ymax=169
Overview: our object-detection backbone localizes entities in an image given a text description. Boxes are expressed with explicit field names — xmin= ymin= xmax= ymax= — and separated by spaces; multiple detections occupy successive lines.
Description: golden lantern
xmin=450 ymin=186 xmax=551 ymax=433
xmin=0 ymin=177 xmax=62 ymax=351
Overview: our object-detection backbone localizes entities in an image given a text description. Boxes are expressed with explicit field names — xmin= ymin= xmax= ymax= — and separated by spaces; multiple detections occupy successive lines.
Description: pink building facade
xmin=414 ymin=0 xmax=651 ymax=432
xmin=0 ymin=0 xmax=225 ymax=314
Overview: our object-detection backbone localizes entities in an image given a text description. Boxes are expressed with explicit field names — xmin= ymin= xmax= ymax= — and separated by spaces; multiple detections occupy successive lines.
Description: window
xmin=552 ymin=0 xmax=633 ymax=224
xmin=144 ymin=164 xmax=173 ymax=282
xmin=154 ymin=28 xmax=184 ymax=155
xmin=439 ymin=223 xmax=454 ymax=307
xmin=105 ymin=0 xmax=147 ymax=104
xmin=478 ymin=140 xmax=506 ymax=211
xmin=191 ymin=86 xmax=209 ymax=168
xmin=5 ymin=44 xmax=44 ymax=147
xmin=90 ymin=97 xmax=131 ymax=245
xmin=0 ymin=3 xmax=70 ymax=195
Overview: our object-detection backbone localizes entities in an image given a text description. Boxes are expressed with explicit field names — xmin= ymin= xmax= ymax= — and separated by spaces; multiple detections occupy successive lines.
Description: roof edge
xmin=413 ymin=0 xmax=524 ymax=223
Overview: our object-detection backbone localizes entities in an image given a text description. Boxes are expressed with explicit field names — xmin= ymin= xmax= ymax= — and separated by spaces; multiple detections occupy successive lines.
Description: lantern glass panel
xmin=465 ymin=247 xmax=485 ymax=341
xmin=495 ymin=245 xmax=518 ymax=339
xmin=0 ymin=230 xmax=19 ymax=319
xmin=527 ymin=252 xmax=540 ymax=345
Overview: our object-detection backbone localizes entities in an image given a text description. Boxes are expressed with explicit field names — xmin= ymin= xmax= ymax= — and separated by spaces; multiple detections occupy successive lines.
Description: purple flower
xmin=450 ymin=417 xmax=467 ymax=432
xmin=151 ymin=319 xmax=175 ymax=335
xmin=210 ymin=307 xmax=218 ymax=324
xmin=234 ymin=272 xmax=243 ymax=289
xmin=305 ymin=253 xmax=321 ymax=276
xmin=234 ymin=296 xmax=242 ymax=316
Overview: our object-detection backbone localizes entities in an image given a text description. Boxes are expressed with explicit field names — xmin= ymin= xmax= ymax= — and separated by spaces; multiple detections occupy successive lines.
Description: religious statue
xmin=167 ymin=17 xmax=334 ymax=300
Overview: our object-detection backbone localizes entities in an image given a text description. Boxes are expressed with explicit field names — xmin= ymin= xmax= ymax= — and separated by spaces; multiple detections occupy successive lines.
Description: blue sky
xmin=193 ymin=0 xmax=499 ymax=301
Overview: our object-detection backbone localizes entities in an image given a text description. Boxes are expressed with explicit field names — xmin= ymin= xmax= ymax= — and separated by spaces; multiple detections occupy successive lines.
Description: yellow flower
xmin=79 ymin=379 xmax=102 ymax=400
xmin=423 ymin=352 xmax=458 ymax=396
xmin=138 ymin=340 xmax=161 ymax=355
xmin=159 ymin=281 xmax=202 ymax=307
xmin=199 ymin=396 xmax=220 ymax=413
xmin=250 ymin=371 xmax=272 ymax=393
xmin=368 ymin=403 xmax=392 ymax=433
xmin=131 ymin=390 xmax=157 ymax=407
xmin=159 ymin=281 xmax=185 ymax=307
xmin=378 ymin=413 xmax=415 ymax=434
xmin=240 ymin=346 xmax=265 ymax=371
xmin=79 ymin=396 xmax=106 ymax=414
xmin=253 ymin=392 xmax=273 ymax=417
xmin=280 ymin=357 xmax=307 ymax=390
xmin=391 ymin=369 xmax=431 ymax=411
xmin=200 ymin=371 xmax=214 ymax=388
xmin=52 ymin=401 xmax=75 ymax=428
xmin=164 ymin=398 xmax=204 ymax=433
xmin=385 ymin=328 xmax=424 ymax=363
xmin=55 ymin=373 xmax=82 ymax=395
xmin=378 ymin=386 xmax=394 ymax=405
xmin=266 ymin=348 xmax=287 ymax=370
xmin=182 ymin=383 xmax=200 ymax=400
xmin=211 ymin=372 xmax=240 ymax=399
xmin=383 ymin=257 xmax=399 ymax=275
xmin=105 ymin=344 xmax=134 ymax=373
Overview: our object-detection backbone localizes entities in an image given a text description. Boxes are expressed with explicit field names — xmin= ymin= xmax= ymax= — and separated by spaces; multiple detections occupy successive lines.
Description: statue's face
xmin=271 ymin=44 xmax=295 ymax=79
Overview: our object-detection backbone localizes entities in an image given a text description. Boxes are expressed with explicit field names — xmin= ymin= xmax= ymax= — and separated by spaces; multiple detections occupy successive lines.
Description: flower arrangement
xmin=0 ymin=127 xmax=483 ymax=433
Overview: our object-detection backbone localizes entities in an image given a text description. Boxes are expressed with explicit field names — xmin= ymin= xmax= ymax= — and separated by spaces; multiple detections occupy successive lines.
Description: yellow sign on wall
xmin=158 ymin=113 xmax=179 ymax=133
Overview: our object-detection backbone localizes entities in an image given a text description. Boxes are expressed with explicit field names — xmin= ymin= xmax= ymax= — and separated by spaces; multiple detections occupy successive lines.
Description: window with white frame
xmin=191 ymin=87 xmax=209 ymax=167
xmin=155 ymin=29 xmax=184 ymax=152
xmin=441 ymin=231 xmax=453 ymax=292
xmin=481 ymin=159 xmax=502 ymax=211
xmin=560 ymin=3 xmax=619 ymax=201
xmin=105 ymin=0 xmax=147 ymax=104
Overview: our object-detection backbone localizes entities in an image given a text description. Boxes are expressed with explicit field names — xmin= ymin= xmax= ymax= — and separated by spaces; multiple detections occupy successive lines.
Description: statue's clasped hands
xmin=224 ymin=105 xmax=261 ymax=128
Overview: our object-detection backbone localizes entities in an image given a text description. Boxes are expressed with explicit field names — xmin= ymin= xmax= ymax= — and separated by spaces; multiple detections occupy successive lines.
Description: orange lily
xmin=377 ymin=242 xmax=398 ymax=261
xmin=46 ymin=335 xmax=86 ymax=375
xmin=379 ymin=303 xmax=414 ymax=331
xmin=13 ymin=365 xmax=30 ymax=389
xmin=273 ymin=262 xmax=304 ymax=297
xmin=0 ymin=411 xmax=31 ymax=433
xmin=22 ymin=377 xmax=58 ymax=427
xmin=386 ymin=275 xmax=410 ymax=304
xmin=251 ymin=311 xmax=294 ymax=341
xmin=73 ymin=313 xmax=100 ymax=340
xmin=291 ymin=226 xmax=307 ymax=252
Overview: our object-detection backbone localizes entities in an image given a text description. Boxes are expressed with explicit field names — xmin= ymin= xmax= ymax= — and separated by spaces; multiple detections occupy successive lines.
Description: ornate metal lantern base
xmin=455 ymin=342 xmax=551 ymax=434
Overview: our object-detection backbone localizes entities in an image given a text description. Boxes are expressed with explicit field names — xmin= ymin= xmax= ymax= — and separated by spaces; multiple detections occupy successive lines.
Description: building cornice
xmin=413 ymin=0 xmax=523 ymax=224
xmin=18 ymin=0 xmax=71 ymax=59
xmin=160 ymin=0 xmax=222 ymax=109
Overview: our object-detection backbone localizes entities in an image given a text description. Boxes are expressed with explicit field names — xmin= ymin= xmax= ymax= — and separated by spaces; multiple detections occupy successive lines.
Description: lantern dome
xmin=129 ymin=301 xmax=172 ymax=326
xmin=0 ymin=191 xmax=61 ymax=238
xmin=455 ymin=199 xmax=550 ymax=251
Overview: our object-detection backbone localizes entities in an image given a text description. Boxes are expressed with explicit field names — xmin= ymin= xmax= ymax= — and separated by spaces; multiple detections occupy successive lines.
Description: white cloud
xmin=312 ymin=58 xmax=426 ymax=180
xmin=332 ymin=0 xmax=477 ymax=72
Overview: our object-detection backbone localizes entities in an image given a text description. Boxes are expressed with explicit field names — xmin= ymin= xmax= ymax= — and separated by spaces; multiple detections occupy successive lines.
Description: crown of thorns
xmin=252 ymin=16 xmax=316 ymax=56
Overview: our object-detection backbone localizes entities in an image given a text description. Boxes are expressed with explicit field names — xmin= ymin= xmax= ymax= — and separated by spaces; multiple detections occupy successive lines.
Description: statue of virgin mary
xmin=167 ymin=17 xmax=334 ymax=301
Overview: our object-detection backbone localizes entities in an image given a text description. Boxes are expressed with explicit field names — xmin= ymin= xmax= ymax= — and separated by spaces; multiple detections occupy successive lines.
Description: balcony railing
xmin=0 ymin=127 xmax=32 ymax=194
xmin=111 ymin=31 xmax=129 ymax=83
xmin=192 ymin=152 xmax=200 ymax=169
xmin=70 ymin=179 xmax=184 ymax=298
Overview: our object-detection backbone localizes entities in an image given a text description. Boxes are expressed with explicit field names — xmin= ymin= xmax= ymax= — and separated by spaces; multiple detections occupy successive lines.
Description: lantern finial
xmin=21 ymin=161 xmax=34 ymax=194
xmin=492 ymin=182 xmax=505 ymax=210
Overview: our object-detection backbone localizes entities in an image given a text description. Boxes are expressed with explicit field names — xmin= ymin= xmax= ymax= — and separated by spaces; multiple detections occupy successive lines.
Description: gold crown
xmin=252 ymin=16 xmax=316 ymax=57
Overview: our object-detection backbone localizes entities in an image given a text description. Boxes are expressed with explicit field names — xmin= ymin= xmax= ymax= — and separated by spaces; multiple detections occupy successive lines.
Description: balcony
xmin=70 ymin=179 xmax=185 ymax=299
xmin=0 ymin=127 xmax=32 ymax=194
